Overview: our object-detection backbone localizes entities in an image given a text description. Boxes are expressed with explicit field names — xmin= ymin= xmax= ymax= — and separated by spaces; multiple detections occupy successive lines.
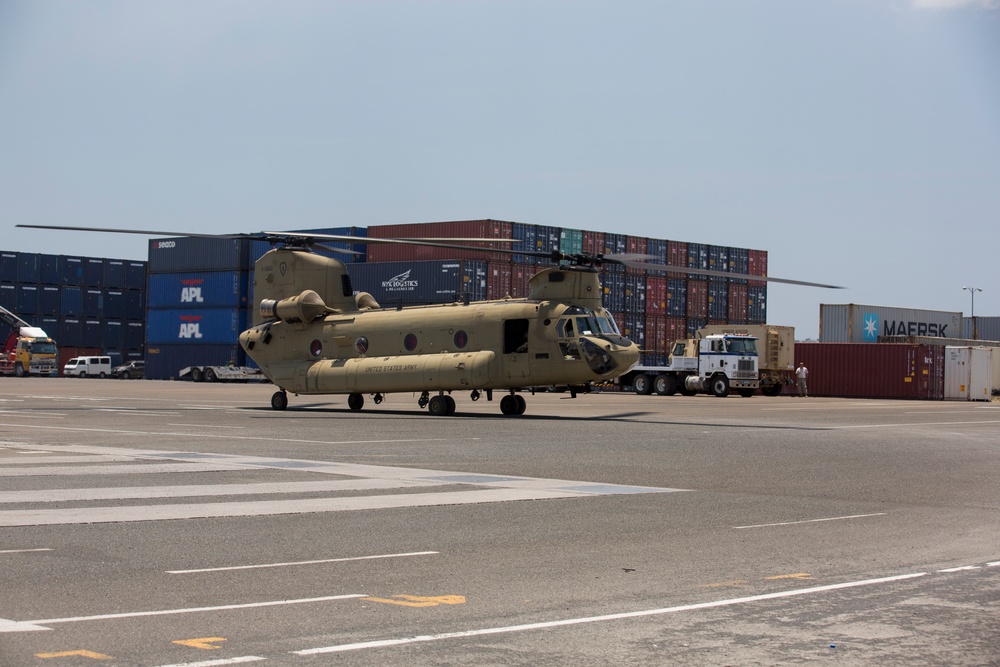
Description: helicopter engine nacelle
xmin=260 ymin=289 xmax=328 ymax=324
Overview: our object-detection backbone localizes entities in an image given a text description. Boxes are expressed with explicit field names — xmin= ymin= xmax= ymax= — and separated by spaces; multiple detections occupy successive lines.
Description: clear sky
xmin=2 ymin=0 xmax=998 ymax=339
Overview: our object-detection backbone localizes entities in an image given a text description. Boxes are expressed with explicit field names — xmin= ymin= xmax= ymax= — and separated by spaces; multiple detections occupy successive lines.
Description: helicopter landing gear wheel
xmin=348 ymin=393 xmax=364 ymax=411
xmin=271 ymin=391 xmax=288 ymax=411
xmin=500 ymin=394 xmax=526 ymax=416
xmin=428 ymin=395 xmax=454 ymax=416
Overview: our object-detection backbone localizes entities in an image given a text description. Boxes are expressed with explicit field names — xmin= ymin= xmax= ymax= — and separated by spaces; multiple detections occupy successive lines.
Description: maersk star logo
xmin=863 ymin=314 xmax=879 ymax=341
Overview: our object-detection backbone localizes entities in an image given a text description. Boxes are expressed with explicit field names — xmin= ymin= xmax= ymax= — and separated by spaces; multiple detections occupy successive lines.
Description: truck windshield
xmin=30 ymin=342 xmax=57 ymax=355
xmin=725 ymin=338 xmax=757 ymax=355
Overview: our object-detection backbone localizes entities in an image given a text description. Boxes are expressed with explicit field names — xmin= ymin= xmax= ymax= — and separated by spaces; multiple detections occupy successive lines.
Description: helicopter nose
xmin=579 ymin=337 xmax=639 ymax=376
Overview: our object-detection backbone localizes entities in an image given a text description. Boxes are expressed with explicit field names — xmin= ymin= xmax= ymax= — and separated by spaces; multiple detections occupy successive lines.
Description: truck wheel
xmin=738 ymin=388 xmax=755 ymax=398
xmin=205 ymin=368 xmax=218 ymax=382
xmin=762 ymin=385 xmax=782 ymax=397
xmin=14 ymin=363 xmax=25 ymax=378
xmin=654 ymin=374 xmax=677 ymax=396
xmin=190 ymin=367 xmax=204 ymax=382
xmin=711 ymin=375 xmax=730 ymax=398
xmin=271 ymin=391 xmax=288 ymax=410
xmin=632 ymin=374 xmax=653 ymax=395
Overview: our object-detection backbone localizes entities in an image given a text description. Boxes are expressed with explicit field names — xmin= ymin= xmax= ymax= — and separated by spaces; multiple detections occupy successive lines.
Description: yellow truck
xmin=0 ymin=305 xmax=58 ymax=377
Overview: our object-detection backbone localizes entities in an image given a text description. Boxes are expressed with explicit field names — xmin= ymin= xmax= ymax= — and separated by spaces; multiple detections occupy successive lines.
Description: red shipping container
xmin=667 ymin=241 xmax=688 ymax=278
xmin=367 ymin=220 xmax=515 ymax=263
xmin=510 ymin=263 xmax=534 ymax=298
xmin=728 ymin=283 xmax=749 ymax=323
xmin=794 ymin=343 xmax=944 ymax=400
xmin=646 ymin=276 xmax=666 ymax=315
xmin=487 ymin=262 xmax=512 ymax=300
xmin=687 ymin=280 xmax=708 ymax=318
xmin=583 ymin=230 xmax=605 ymax=256
xmin=646 ymin=315 xmax=666 ymax=354
xmin=748 ymin=249 xmax=768 ymax=287
xmin=626 ymin=237 xmax=648 ymax=274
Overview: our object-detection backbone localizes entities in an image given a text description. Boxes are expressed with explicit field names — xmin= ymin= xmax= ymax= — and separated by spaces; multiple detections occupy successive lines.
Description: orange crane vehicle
xmin=0 ymin=305 xmax=58 ymax=377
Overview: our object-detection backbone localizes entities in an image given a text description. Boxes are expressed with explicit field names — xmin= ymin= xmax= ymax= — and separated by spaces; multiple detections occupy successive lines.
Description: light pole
xmin=963 ymin=286 xmax=982 ymax=339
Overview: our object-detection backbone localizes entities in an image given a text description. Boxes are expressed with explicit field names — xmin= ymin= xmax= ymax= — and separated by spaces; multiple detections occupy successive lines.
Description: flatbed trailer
xmin=179 ymin=365 xmax=265 ymax=382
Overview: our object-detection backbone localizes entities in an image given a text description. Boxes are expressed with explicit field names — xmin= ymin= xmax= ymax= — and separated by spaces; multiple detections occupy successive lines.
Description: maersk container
xmin=0 ymin=252 xmax=17 ymax=282
xmin=367 ymin=220 xmax=512 ymax=263
xmin=944 ymin=347 xmax=993 ymax=401
xmin=147 ymin=271 xmax=249 ymax=310
xmin=820 ymin=304 xmax=962 ymax=343
xmin=145 ymin=343 xmax=246 ymax=381
xmin=59 ymin=256 xmax=84 ymax=285
xmin=149 ymin=237 xmax=248 ymax=273
xmin=146 ymin=308 xmax=246 ymax=345
xmin=794 ymin=342 xmax=944 ymax=399
xmin=963 ymin=317 xmax=1000 ymax=342
xmin=347 ymin=260 xmax=488 ymax=307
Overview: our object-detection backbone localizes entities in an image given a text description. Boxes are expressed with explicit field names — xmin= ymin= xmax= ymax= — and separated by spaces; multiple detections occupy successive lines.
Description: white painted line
xmin=938 ymin=565 xmax=981 ymax=573
xmin=833 ymin=420 xmax=1000 ymax=429
xmin=734 ymin=513 xmax=887 ymax=529
xmin=167 ymin=423 xmax=247 ymax=429
xmin=0 ymin=462 xmax=249 ymax=478
xmin=25 ymin=593 xmax=366 ymax=628
xmin=153 ymin=657 xmax=265 ymax=667
xmin=295 ymin=573 xmax=928 ymax=655
xmin=0 ymin=479 xmax=439 ymax=504
xmin=0 ymin=488 xmax=585 ymax=526
xmin=169 ymin=550 xmax=439 ymax=574
xmin=987 ymin=561 xmax=1000 ymax=567
xmin=0 ymin=548 xmax=52 ymax=554
xmin=0 ymin=412 xmax=66 ymax=419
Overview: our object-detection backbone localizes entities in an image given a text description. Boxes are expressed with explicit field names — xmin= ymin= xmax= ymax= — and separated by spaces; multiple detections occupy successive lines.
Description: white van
xmin=63 ymin=356 xmax=113 ymax=378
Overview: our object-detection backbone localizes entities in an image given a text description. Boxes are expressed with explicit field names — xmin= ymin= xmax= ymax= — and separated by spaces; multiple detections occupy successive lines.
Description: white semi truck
xmin=618 ymin=333 xmax=760 ymax=398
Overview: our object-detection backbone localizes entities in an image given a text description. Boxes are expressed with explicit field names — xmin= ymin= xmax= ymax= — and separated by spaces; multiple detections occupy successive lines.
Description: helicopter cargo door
xmin=502 ymin=318 xmax=532 ymax=380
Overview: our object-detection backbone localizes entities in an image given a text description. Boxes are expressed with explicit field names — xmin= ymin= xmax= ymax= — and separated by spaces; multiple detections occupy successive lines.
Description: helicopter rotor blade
xmin=15 ymin=224 xmax=249 ymax=239
xmin=619 ymin=260 xmax=845 ymax=289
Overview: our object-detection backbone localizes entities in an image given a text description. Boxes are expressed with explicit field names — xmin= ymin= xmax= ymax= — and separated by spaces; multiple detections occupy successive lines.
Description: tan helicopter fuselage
xmin=239 ymin=248 xmax=639 ymax=397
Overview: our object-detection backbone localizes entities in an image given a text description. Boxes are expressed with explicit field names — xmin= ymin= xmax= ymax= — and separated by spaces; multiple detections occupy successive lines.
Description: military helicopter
xmin=17 ymin=224 xmax=842 ymax=416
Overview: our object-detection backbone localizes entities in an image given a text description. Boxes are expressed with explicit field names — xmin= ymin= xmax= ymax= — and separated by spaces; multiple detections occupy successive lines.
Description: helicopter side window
xmin=503 ymin=319 xmax=530 ymax=354
xmin=557 ymin=319 xmax=574 ymax=339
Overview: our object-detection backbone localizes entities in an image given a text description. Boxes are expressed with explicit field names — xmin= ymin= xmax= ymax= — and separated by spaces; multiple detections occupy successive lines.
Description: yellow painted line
xmin=700 ymin=580 xmax=749 ymax=588
xmin=173 ymin=637 xmax=227 ymax=650
xmin=766 ymin=573 xmax=814 ymax=581
xmin=367 ymin=594 xmax=466 ymax=608
xmin=36 ymin=649 xmax=112 ymax=660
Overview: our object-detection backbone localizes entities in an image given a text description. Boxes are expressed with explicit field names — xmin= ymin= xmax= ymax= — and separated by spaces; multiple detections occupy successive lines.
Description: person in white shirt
xmin=796 ymin=362 xmax=809 ymax=397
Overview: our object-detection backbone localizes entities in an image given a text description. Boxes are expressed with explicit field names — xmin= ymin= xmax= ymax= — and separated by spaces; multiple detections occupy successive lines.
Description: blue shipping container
xmin=38 ymin=285 xmax=61 ymax=315
xmin=59 ymin=318 xmax=82 ymax=347
xmin=0 ymin=253 xmax=18 ymax=282
xmin=145 ymin=343 xmax=246 ymax=380
xmin=146 ymin=308 xmax=246 ymax=345
xmin=17 ymin=284 xmax=38 ymax=315
xmin=61 ymin=286 xmax=82 ymax=316
xmin=124 ymin=321 xmax=145 ymax=349
xmin=147 ymin=271 xmax=249 ymax=310
xmin=126 ymin=262 xmax=147 ymax=290
xmin=125 ymin=290 xmax=144 ymax=320
xmin=84 ymin=258 xmax=104 ymax=286
xmin=82 ymin=289 xmax=103 ymax=318
xmin=0 ymin=283 xmax=16 ymax=311
xmin=39 ymin=254 xmax=61 ymax=285
xmin=60 ymin=256 xmax=84 ymax=285
xmin=18 ymin=253 xmax=40 ymax=284
xmin=104 ymin=290 xmax=125 ymax=319
xmin=104 ymin=260 xmax=127 ymax=289
xmin=348 ymin=260 xmax=488 ymax=306
xmin=149 ymin=237 xmax=248 ymax=274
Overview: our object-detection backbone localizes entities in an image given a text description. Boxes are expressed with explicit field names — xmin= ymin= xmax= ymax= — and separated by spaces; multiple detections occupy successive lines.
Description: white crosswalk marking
xmin=0 ymin=444 xmax=685 ymax=527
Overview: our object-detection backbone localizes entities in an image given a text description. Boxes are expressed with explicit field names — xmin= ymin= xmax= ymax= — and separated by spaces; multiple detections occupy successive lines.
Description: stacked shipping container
xmin=0 ymin=250 xmax=147 ymax=371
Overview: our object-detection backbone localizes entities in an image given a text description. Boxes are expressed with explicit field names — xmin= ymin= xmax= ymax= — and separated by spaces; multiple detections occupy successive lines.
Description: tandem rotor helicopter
xmin=18 ymin=224 xmax=842 ymax=416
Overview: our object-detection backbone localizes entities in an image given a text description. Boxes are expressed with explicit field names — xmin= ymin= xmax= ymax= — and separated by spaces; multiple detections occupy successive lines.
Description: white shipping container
xmin=820 ymin=304 xmax=962 ymax=343
xmin=944 ymin=347 xmax=992 ymax=401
